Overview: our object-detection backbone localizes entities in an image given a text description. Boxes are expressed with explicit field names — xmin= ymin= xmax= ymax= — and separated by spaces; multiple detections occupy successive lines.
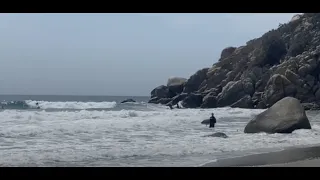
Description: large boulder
xmin=184 ymin=68 xmax=209 ymax=93
xmin=244 ymin=97 xmax=311 ymax=134
xmin=216 ymin=80 xmax=250 ymax=107
xmin=262 ymin=74 xmax=296 ymax=106
xmin=167 ymin=77 xmax=187 ymax=86
xmin=206 ymin=67 xmax=229 ymax=90
xmin=220 ymin=47 xmax=236 ymax=61
xmin=290 ymin=14 xmax=302 ymax=22
xmin=230 ymin=95 xmax=253 ymax=108
xmin=150 ymin=85 xmax=174 ymax=99
xmin=200 ymin=92 xmax=217 ymax=108
xmin=167 ymin=77 xmax=187 ymax=95
xmin=181 ymin=93 xmax=203 ymax=108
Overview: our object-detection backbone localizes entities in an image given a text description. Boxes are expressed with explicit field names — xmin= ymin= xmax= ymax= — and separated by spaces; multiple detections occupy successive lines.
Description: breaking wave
xmin=0 ymin=100 xmax=117 ymax=110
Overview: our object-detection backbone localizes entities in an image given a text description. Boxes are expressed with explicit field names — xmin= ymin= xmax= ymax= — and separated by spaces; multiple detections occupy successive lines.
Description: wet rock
xmin=148 ymin=14 xmax=320 ymax=109
xmin=158 ymin=98 xmax=172 ymax=105
xmin=301 ymin=103 xmax=320 ymax=110
xmin=167 ymin=77 xmax=187 ymax=95
xmin=244 ymin=97 xmax=311 ymax=134
xmin=181 ymin=93 xmax=203 ymax=108
xmin=230 ymin=95 xmax=253 ymax=108
xmin=263 ymin=74 xmax=296 ymax=106
xmin=121 ymin=99 xmax=136 ymax=103
xmin=167 ymin=93 xmax=188 ymax=106
xmin=183 ymin=68 xmax=209 ymax=93
xmin=148 ymin=97 xmax=160 ymax=104
xmin=200 ymin=93 xmax=217 ymax=108
xmin=150 ymin=85 xmax=174 ymax=99
xmin=216 ymin=81 xmax=245 ymax=107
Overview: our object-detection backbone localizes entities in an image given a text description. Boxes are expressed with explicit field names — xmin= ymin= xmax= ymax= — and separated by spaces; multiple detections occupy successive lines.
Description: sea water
xmin=0 ymin=95 xmax=320 ymax=167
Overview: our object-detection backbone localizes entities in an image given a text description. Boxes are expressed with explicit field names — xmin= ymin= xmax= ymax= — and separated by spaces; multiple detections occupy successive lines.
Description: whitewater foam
xmin=25 ymin=100 xmax=117 ymax=110
xmin=0 ymin=104 xmax=320 ymax=166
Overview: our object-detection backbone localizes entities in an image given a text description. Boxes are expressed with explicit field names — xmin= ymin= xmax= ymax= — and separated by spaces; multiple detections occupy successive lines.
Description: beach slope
xmin=202 ymin=145 xmax=320 ymax=167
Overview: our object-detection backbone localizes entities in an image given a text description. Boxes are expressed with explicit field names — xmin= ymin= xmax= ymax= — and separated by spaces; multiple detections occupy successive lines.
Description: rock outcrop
xmin=219 ymin=47 xmax=236 ymax=61
xmin=244 ymin=97 xmax=311 ymax=134
xmin=148 ymin=13 xmax=320 ymax=110
xmin=120 ymin=99 xmax=136 ymax=103
xmin=167 ymin=77 xmax=187 ymax=95
xmin=181 ymin=93 xmax=203 ymax=108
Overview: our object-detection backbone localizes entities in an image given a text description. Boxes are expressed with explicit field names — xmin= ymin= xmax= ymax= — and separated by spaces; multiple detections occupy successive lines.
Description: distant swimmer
xmin=209 ymin=113 xmax=216 ymax=128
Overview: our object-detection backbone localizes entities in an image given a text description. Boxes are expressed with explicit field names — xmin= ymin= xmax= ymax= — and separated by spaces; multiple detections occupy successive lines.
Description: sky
xmin=0 ymin=13 xmax=298 ymax=96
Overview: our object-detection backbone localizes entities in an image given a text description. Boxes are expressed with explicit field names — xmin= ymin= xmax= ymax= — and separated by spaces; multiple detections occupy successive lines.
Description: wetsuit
xmin=209 ymin=115 xmax=216 ymax=128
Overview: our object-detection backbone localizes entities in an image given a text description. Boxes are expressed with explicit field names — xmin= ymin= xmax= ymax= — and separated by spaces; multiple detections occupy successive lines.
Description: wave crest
xmin=0 ymin=100 xmax=117 ymax=110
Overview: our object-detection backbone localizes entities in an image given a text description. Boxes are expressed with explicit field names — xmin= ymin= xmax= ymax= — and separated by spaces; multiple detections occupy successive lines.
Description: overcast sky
xmin=0 ymin=13 xmax=297 ymax=96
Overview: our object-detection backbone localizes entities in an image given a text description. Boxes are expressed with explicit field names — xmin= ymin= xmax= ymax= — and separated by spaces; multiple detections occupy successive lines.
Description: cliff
xmin=149 ymin=13 xmax=320 ymax=110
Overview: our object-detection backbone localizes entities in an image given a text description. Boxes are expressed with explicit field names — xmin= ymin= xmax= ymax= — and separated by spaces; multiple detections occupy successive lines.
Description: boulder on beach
xmin=120 ymin=99 xmax=136 ymax=103
xmin=244 ymin=97 xmax=312 ymax=134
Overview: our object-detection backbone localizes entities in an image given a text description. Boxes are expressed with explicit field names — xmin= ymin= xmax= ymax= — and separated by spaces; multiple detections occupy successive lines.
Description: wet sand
xmin=202 ymin=145 xmax=320 ymax=167
xmin=260 ymin=158 xmax=320 ymax=167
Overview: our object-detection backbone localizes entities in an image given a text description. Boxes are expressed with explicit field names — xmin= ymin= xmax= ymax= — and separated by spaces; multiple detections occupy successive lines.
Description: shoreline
xmin=201 ymin=145 xmax=320 ymax=167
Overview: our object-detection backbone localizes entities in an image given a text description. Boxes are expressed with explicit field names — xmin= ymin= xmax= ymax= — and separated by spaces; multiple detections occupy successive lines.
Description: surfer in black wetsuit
xmin=35 ymin=102 xmax=40 ymax=109
xmin=168 ymin=104 xmax=173 ymax=110
xmin=209 ymin=113 xmax=216 ymax=128
xmin=176 ymin=103 xmax=180 ymax=109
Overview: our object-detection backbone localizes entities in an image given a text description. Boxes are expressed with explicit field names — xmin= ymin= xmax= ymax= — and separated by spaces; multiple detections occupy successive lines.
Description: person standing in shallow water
xmin=209 ymin=113 xmax=216 ymax=128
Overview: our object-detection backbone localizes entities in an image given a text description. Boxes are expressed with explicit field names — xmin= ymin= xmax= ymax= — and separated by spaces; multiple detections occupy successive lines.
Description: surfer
xmin=176 ymin=103 xmax=180 ymax=109
xmin=209 ymin=113 xmax=216 ymax=128
xmin=168 ymin=104 xmax=173 ymax=110
xmin=35 ymin=102 xmax=40 ymax=109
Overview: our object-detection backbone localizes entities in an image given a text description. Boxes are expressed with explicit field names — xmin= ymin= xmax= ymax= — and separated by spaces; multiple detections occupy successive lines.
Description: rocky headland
xmin=148 ymin=13 xmax=320 ymax=110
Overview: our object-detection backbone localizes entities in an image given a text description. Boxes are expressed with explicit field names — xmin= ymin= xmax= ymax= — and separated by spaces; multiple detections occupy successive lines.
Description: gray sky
xmin=0 ymin=13 xmax=297 ymax=96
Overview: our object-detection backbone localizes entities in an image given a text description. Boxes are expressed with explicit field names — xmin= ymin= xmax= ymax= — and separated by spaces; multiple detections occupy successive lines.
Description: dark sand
xmin=260 ymin=158 xmax=320 ymax=167
xmin=202 ymin=145 xmax=320 ymax=167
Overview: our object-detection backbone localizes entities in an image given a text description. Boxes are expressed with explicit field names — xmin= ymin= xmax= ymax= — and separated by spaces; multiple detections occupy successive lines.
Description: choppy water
xmin=0 ymin=95 xmax=320 ymax=167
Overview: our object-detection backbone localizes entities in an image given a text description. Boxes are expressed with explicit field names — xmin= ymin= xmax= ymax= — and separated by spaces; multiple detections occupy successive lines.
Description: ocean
xmin=1 ymin=95 xmax=320 ymax=167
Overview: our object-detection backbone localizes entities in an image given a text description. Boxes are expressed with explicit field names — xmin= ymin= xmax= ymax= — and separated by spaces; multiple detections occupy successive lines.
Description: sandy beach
xmin=260 ymin=158 xmax=320 ymax=167
xmin=202 ymin=145 xmax=320 ymax=167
